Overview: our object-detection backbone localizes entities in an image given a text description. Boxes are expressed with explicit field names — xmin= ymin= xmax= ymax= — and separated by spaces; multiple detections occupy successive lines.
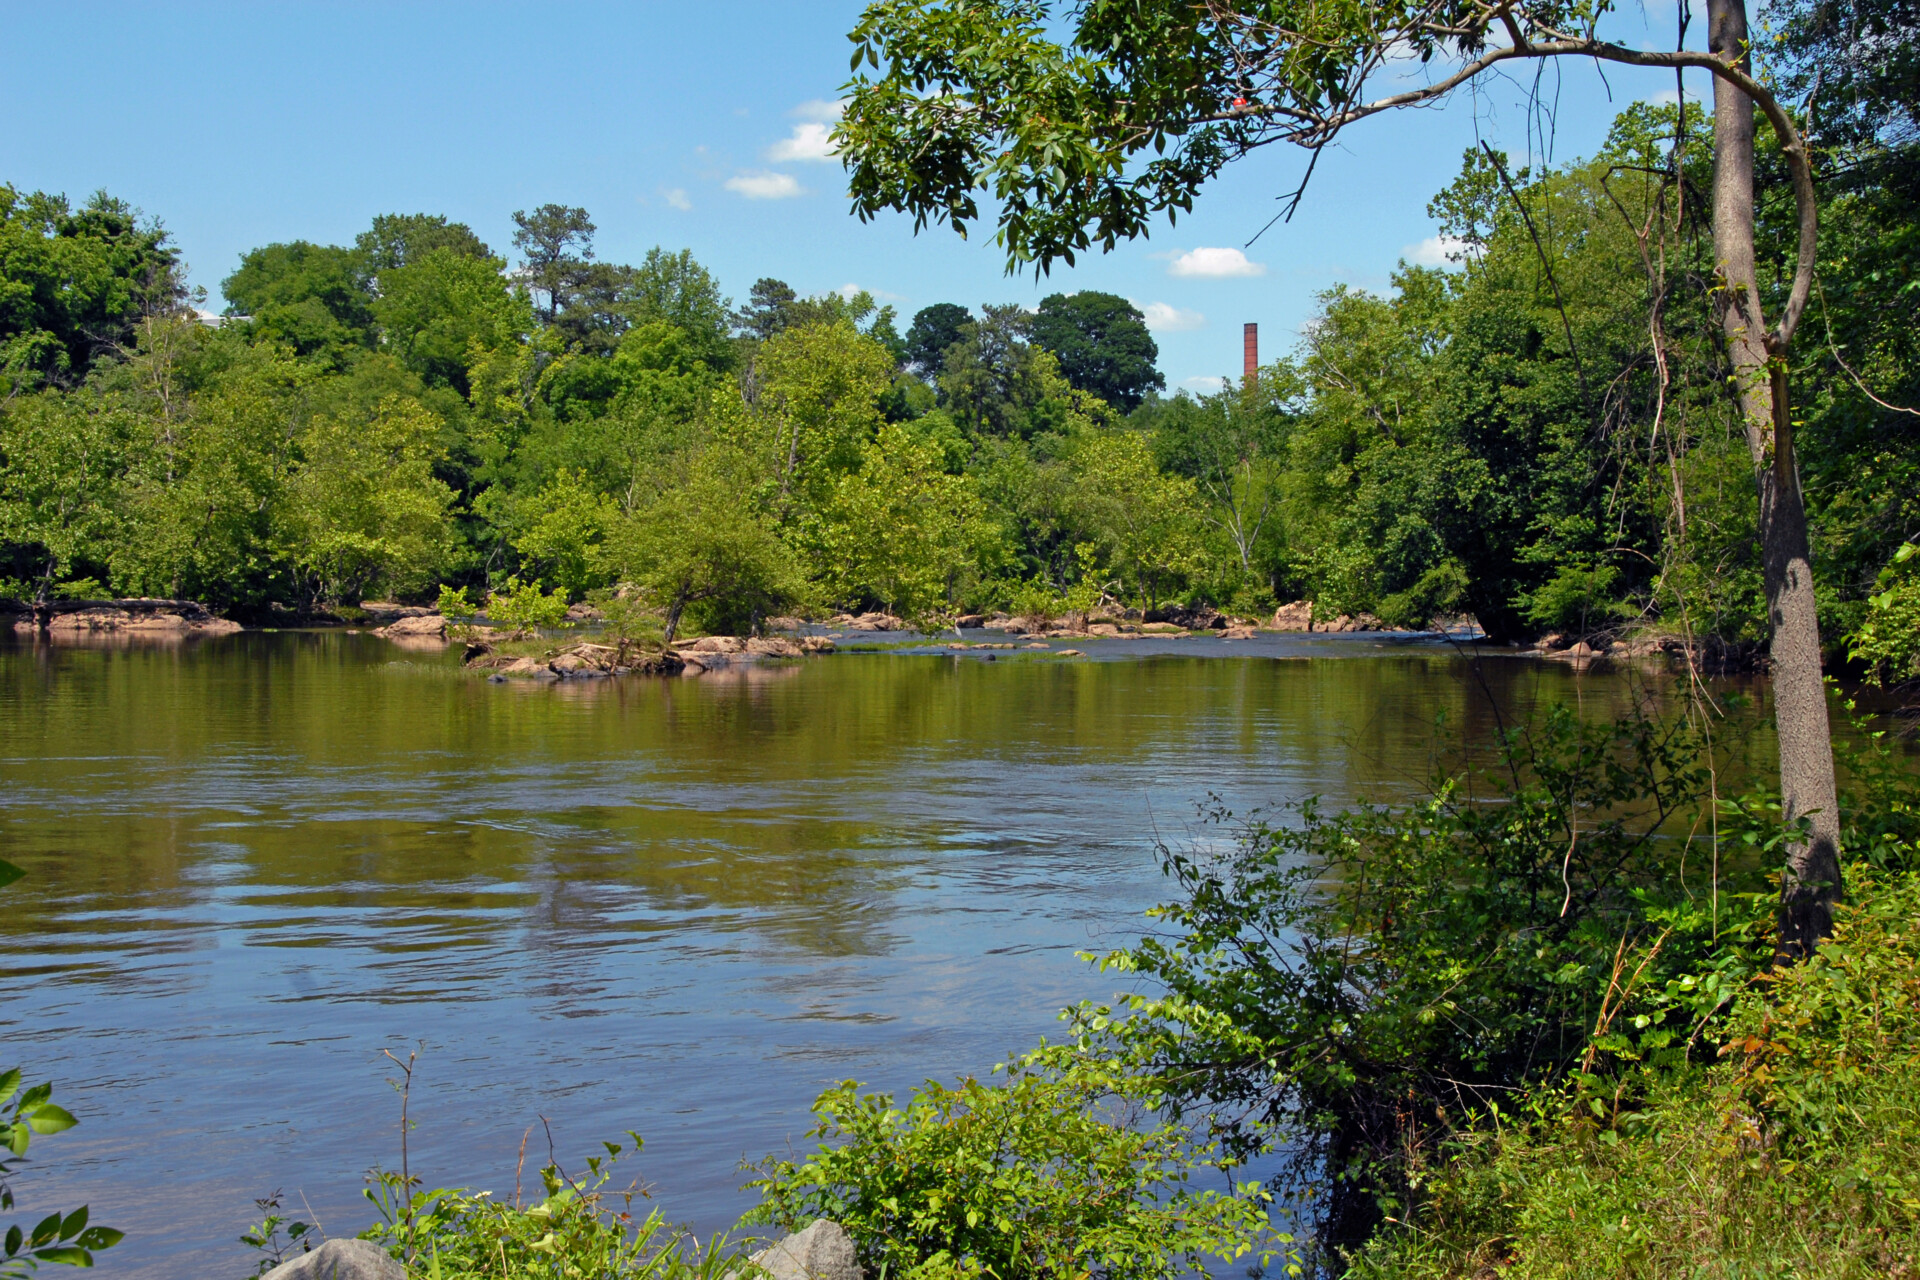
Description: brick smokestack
xmin=1243 ymin=323 xmax=1258 ymax=384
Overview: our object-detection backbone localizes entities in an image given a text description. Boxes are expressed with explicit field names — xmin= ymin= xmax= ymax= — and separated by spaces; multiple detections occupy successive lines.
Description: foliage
xmin=1348 ymin=862 xmax=1920 ymax=1279
xmin=1 ymin=184 xmax=179 ymax=391
xmin=485 ymin=576 xmax=570 ymax=633
xmin=1029 ymin=293 xmax=1162 ymax=413
xmin=1069 ymin=706 xmax=1761 ymax=1252
xmin=0 ymin=1060 xmax=123 ymax=1275
xmin=239 ymin=1191 xmax=313 ymax=1277
xmin=744 ymin=1058 xmax=1290 ymax=1280
xmin=435 ymin=583 xmax=476 ymax=622
xmin=1849 ymin=541 xmax=1920 ymax=687
xmin=361 ymin=1138 xmax=749 ymax=1280
xmin=903 ymin=303 xmax=972 ymax=377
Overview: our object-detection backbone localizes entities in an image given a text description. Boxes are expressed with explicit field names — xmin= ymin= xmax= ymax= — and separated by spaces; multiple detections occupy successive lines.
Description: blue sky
xmin=2 ymin=2 xmax=1711 ymax=392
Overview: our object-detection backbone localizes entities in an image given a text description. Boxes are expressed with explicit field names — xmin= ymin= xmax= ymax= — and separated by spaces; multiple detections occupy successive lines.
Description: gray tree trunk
xmin=1707 ymin=0 xmax=1843 ymax=957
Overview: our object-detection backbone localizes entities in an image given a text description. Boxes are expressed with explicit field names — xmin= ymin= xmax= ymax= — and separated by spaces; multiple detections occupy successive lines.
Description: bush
xmin=435 ymin=583 xmax=476 ymax=621
xmin=361 ymin=1139 xmax=746 ymax=1280
xmin=485 ymin=576 xmax=569 ymax=632
xmin=1351 ymin=863 xmax=1920 ymax=1279
xmin=744 ymin=1058 xmax=1289 ymax=1280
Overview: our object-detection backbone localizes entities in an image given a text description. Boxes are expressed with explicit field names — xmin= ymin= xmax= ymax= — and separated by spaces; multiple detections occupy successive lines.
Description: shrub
xmin=361 ymin=1139 xmax=746 ymax=1280
xmin=435 ymin=583 xmax=476 ymax=622
xmin=744 ymin=1058 xmax=1289 ymax=1280
xmin=1350 ymin=862 xmax=1920 ymax=1279
xmin=485 ymin=576 xmax=569 ymax=632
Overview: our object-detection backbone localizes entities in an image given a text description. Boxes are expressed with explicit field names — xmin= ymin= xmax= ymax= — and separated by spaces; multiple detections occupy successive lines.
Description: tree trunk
xmin=1707 ymin=0 xmax=1843 ymax=957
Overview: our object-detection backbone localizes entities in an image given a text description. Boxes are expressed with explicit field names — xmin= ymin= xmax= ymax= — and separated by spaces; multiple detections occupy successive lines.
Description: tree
xmin=356 ymin=213 xmax=492 ymax=272
xmin=0 ymin=392 xmax=132 ymax=603
xmin=281 ymin=395 xmax=459 ymax=607
xmin=604 ymin=444 xmax=808 ymax=642
xmin=902 ymin=302 xmax=972 ymax=376
xmin=938 ymin=305 xmax=1065 ymax=437
xmin=1149 ymin=381 xmax=1287 ymax=582
xmin=1030 ymin=292 xmax=1163 ymax=411
xmin=834 ymin=0 xmax=1840 ymax=951
xmin=803 ymin=423 xmax=998 ymax=622
xmin=1 ymin=185 xmax=180 ymax=391
xmin=223 ymin=241 xmax=376 ymax=364
xmin=372 ymin=248 xmax=526 ymax=394
xmin=749 ymin=321 xmax=897 ymax=513
xmin=511 ymin=204 xmax=596 ymax=328
xmin=621 ymin=248 xmax=734 ymax=369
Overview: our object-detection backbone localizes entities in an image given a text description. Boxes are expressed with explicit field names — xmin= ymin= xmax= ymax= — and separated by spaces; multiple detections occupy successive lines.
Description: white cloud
xmin=791 ymin=98 xmax=846 ymax=122
xmin=1647 ymin=88 xmax=1682 ymax=106
xmin=768 ymin=121 xmax=838 ymax=163
xmin=725 ymin=170 xmax=805 ymax=200
xmin=1183 ymin=376 xmax=1226 ymax=394
xmin=662 ymin=187 xmax=692 ymax=211
xmin=1135 ymin=300 xmax=1205 ymax=332
xmin=1169 ymin=247 xmax=1266 ymax=278
xmin=1404 ymin=234 xmax=1470 ymax=267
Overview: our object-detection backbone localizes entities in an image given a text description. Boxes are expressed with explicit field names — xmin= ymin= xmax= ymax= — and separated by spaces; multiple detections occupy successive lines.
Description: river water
xmin=0 ymin=631 xmax=1693 ymax=1276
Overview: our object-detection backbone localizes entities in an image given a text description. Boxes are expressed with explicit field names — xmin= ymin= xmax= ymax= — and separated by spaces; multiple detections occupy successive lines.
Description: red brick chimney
xmin=1243 ymin=322 xmax=1258 ymax=383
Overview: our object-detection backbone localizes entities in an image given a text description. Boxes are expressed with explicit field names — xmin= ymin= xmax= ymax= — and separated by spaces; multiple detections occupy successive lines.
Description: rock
xmin=41 ymin=601 xmax=243 ymax=636
xmin=1023 ymin=642 xmax=1050 ymax=649
xmin=954 ymin=613 xmax=986 ymax=629
xmin=1138 ymin=622 xmax=1186 ymax=635
xmin=375 ymin=614 xmax=448 ymax=641
xmin=746 ymin=636 xmax=804 ymax=658
xmin=678 ymin=635 xmax=745 ymax=654
xmin=1271 ymin=601 xmax=1314 ymax=631
xmin=764 ymin=615 xmax=808 ymax=631
xmin=1055 ymin=648 xmax=1084 ymax=656
xmin=843 ymin=612 xmax=906 ymax=632
xmin=799 ymin=636 xmax=836 ymax=654
xmin=359 ymin=601 xmax=435 ymax=622
xmin=1087 ymin=623 xmax=1121 ymax=637
xmin=1222 ymin=625 xmax=1257 ymax=639
xmin=259 ymin=1238 xmax=404 ymax=1280
xmin=1568 ymin=641 xmax=1595 ymax=657
xmin=1539 ymin=632 xmax=1568 ymax=650
xmin=565 ymin=602 xmax=604 ymax=622
xmin=750 ymin=1220 xmax=863 ymax=1280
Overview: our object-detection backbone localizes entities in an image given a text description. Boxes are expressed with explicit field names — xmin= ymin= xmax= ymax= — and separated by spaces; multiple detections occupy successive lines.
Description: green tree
xmin=749 ymin=321 xmax=897 ymax=514
xmin=604 ymin=444 xmax=808 ymax=641
xmin=510 ymin=203 xmax=596 ymax=329
xmin=902 ymin=302 xmax=972 ymax=376
xmin=355 ymin=213 xmax=492 ymax=272
xmin=281 ymin=395 xmax=459 ymax=607
xmin=372 ymin=248 xmax=526 ymax=394
xmin=804 ymin=423 xmax=1000 ymax=623
xmin=0 ymin=392 xmax=132 ymax=602
xmin=510 ymin=469 xmax=619 ymax=599
xmin=1030 ymin=291 xmax=1163 ymax=412
xmin=223 ymin=241 xmax=376 ymax=365
xmin=0 ymin=185 xmax=179 ymax=391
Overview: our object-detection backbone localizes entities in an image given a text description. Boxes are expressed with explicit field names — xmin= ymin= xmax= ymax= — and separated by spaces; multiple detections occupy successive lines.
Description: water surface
xmin=0 ymin=632 xmax=1672 ymax=1276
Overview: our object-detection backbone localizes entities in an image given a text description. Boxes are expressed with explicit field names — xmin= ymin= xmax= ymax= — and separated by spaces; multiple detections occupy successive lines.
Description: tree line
xmin=0 ymin=67 xmax=1912 ymax=692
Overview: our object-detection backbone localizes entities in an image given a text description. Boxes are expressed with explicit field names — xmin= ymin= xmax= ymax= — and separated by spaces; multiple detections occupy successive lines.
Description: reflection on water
xmin=1 ymin=632 xmax=1682 ymax=1276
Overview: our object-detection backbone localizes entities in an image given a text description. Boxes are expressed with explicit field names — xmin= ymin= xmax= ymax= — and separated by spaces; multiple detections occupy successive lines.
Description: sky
xmin=1 ymin=1 xmax=1716 ymax=393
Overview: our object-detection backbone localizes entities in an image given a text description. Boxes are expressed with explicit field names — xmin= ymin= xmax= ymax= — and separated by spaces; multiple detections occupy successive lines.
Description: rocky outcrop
xmin=1145 ymin=603 xmax=1226 ymax=630
xmin=833 ymin=611 xmax=908 ymax=632
xmin=1270 ymin=601 xmax=1313 ymax=631
xmin=374 ymin=613 xmax=448 ymax=642
xmin=751 ymin=1220 xmax=863 ymax=1280
xmin=29 ymin=599 xmax=241 ymax=637
xmin=258 ymin=1238 xmax=403 ymax=1280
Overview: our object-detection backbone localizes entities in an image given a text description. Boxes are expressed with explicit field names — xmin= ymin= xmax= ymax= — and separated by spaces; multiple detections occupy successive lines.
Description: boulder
xmin=764 ymin=615 xmax=808 ymax=631
xmin=565 ymin=602 xmax=604 ymax=622
xmin=750 ymin=1220 xmax=863 ymax=1280
xmin=954 ymin=613 xmax=987 ymax=628
xmin=359 ymin=601 xmax=435 ymax=622
xmin=375 ymin=614 xmax=447 ymax=641
xmin=1086 ymin=623 xmax=1121 ymax=637
xmin=1270 ymin=601 xmax=1314 ymax=631
xmin=799 ymin=636 xmax=836 ymax=654
xmin=746 ymin=636 xmax=804 ymax=658
xmin=838 ymin=612 xmax=906 ymax=632
xmin=1222 ymin=625 xmax=1258 ymax=639
xmin=1138 ymin=622 xmax=1186 ymax=635
xmin=677 ymin=635 xmax=745 ymax=654
xmin=259 ymin=1238 xmax=404 ymax=1280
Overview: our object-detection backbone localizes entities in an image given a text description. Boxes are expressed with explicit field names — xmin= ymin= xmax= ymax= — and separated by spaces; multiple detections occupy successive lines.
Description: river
xmin=0 ymin=630 xmax=1710 ymax=1276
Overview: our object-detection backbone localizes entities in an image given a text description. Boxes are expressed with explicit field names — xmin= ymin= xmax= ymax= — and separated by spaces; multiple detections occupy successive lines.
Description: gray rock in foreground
xmin=750 ymin=1219 xmax=863 ymax=1280
xmin=258 ymin=1238 xmax=404 ymax=1280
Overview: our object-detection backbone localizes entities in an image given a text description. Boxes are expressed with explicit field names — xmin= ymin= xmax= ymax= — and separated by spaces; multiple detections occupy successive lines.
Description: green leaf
xmin=27 ymin=1104 xmax=77 ymax=1136
xmin=0 ymin=861 xmax=22 ymax=890
xmin=59 ymin=1207 xmax=87 ymax=1240
xmin=30 ymin=1244 xmax=92 ymax=1266
xmin=73 ymin=1228 xmax=121 ymax=1251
